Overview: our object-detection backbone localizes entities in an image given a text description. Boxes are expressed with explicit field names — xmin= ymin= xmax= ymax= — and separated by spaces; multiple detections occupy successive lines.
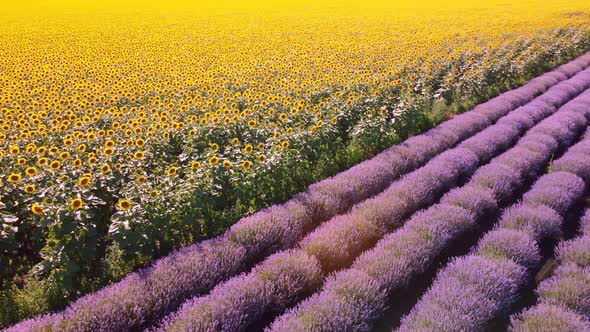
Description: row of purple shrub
xmin=146 ymin=62 xmax=590 ymax=332
xmin=7 ymin=53 xmax=590 ymax=332
xmin=398 ymin=120 xmax=590 ymax=331
xmin=266 ymin=86 xmax=590 ymax=332
xmin=508 ymin=209 xmax=590 ymax=331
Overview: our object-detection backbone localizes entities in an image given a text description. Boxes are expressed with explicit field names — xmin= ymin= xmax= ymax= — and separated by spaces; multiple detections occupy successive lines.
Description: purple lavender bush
xmin=509 ymin=304 xmax=590 ymax=332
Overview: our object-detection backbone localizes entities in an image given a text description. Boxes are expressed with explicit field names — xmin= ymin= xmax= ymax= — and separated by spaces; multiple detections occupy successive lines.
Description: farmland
xmin=3 ymin=0 xmax=590 ymax=330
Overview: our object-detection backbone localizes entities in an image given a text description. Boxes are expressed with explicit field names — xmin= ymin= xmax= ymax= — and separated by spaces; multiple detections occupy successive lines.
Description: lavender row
xmin=397 ymin=126 xmax=590 ymax=331
xmin=155 ymin=69 xmax=590 ymax=332
xmin=158 ymin=149 xmax=479 ymax=330
xmin=266 ymin=88 xmax=590 ymax=332
xmin=8 ymin=54 xmax=590 ymax=332
xmin=508 ymin=209 xmax=590 ymax=331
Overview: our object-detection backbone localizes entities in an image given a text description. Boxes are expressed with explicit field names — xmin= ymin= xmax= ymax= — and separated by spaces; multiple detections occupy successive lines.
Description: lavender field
xmin=5 ymin=49 xmax=590 ymax=332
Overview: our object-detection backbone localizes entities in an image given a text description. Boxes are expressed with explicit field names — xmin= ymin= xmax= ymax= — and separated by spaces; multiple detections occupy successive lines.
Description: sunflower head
xmin=79 ymin=176 xmax=91 ymax=187
xmin=31 ymin=203 xmax=44 ymax=216
xmin=24 ymin=184 xmax=36 ymax=194
xmin=25 ymin=167 xmax=38 ymax=177
xmin=101 ymin=164 xmax=111 ymax=174
xmin=8 ymin=173 xmax=22 ymax=184
xmin=49 ymin=160 xmax=61 ymax=170
xmin=209 ymin=156 xmax=219 ymax=166
xmin=118 ymin=199 xmax=132 ymax=211
xmin=70 ymin=198 xmax=83 ymax=210
xmin=134 ymin=151 xmax=145 ymax=159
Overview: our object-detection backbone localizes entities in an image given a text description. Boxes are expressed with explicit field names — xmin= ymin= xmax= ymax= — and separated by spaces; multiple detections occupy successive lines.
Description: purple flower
xmin=498 ymin=203 xmax=563 ymax=241
xmin=399 ymin=256 xmax=527 ymax=331
xmin=458 ymin=124 xmax=520 ymax=162
xmin=227 ymin=201 xmax=314 ymax=257
xmin=474 ymin=228 xmax=541 ymax=270
xmin=537 ymin=264 xmax=590 ymax=318
xmin=518 ymin=133 xmax=559 ymax=153
xmin=523 ymin=172 xmax=585 ymax=215
xmin=509 ymin=303 xmax=590 ymax=332
xmin=161 ymin=250 xmax=322 ymax=332
xmin=300 ymin=212 xmax=384 ymax=272
xmin=493 ymin=147 xmax=551 ymax=179
xmin=557 ymin=236 xmax=590 ymax=268
xmin=471 ymin=163 xmax=523 ymax=204
xmin=552 ymin=152 xmax=590 ymax=183
xmin=497 ymin=111 xmax=537 ymax=132
xmin=581 ymin=210 xmax=590 ymax=236
xmin=440 ymin=185 xmax=497 ymax=218
xmin=268 ymin=270 xmax=387 ymax=332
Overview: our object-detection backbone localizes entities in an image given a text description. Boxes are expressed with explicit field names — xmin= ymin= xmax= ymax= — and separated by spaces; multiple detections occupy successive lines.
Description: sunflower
xmin=244 ymin=144 xmax=253 ymax=154
xmin=223 ymin=160 xmax=232 ymax=169
xmin=167 ymin=166 xmax=178 ymax=176
xmin=242 ymin=160 xmax=252 ymax=169
xmin=31 ymin=203 xmax=44 ymax=216
xmin=24 ymin=184 xmax=36 ymax=194
xmin=8 ymin=173 xmax=22 ymax=184
xmin=281 ymin=141 xmax=290 ymax=148
xmin=134 ymin=151 xmax=145 ymax=159
xmin=191 ymin=161 xmax=201 ymax=169
xmin=49 ymin=160 xmax=61 ymax=170
xmin=79 ymin=176 xmax=91 ymax=187
xmin=101 ymin=164 xmax=111 ymax=174
xmin=118 ymin=199 xmax=132 ymax=210
xmin=37 ymin=157 xmax=48 ymax=166
xmin=209 ymin=156 xmax=219 ymax=166
xmin=73 ymin=159 xmax=82 ymax=168
xmin=70 ymin=198 xmax=83 ymax=210
xmin=231 ymin=137 xmax=240 ymax=145
xmin=258 ymin=154 xmax=266 ymax=162
xmin=25 ymin=166 xmax=38 ymax=177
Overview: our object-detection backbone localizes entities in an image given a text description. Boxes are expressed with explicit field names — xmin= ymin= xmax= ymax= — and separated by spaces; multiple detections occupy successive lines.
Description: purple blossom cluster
xmin=509 ymin=208 xmax=590 ymax=331
xmin=7 ymin=53 xmax=590 ymax=332
xmin=157 ymin=146 xmax=480 ymax=330
xmin=399 ymin=131 xmax=590 ymax=331
xmin=155 ymin=60 xmax=590 ymax=332
xmin=267 ymin=79 xmax=590 ymax=331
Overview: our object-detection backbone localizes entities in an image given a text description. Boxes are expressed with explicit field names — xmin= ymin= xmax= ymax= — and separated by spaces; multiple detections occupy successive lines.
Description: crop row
xmin=267 ymin=88 xmax=590 ymax=332
xmin=155 ymin=75 xmax=590 ymax=331
xmin=398 ymin=125 xmax=590 ymax=331
xmin=508 ymin=209 xmax=590 ymax=331
xmin=8 ymin=53 xmax=590 ymax=332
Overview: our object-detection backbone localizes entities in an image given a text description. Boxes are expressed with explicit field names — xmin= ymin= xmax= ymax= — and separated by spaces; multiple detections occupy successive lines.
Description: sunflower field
xmin=1 ymin=0 xmax=590 ymax=326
